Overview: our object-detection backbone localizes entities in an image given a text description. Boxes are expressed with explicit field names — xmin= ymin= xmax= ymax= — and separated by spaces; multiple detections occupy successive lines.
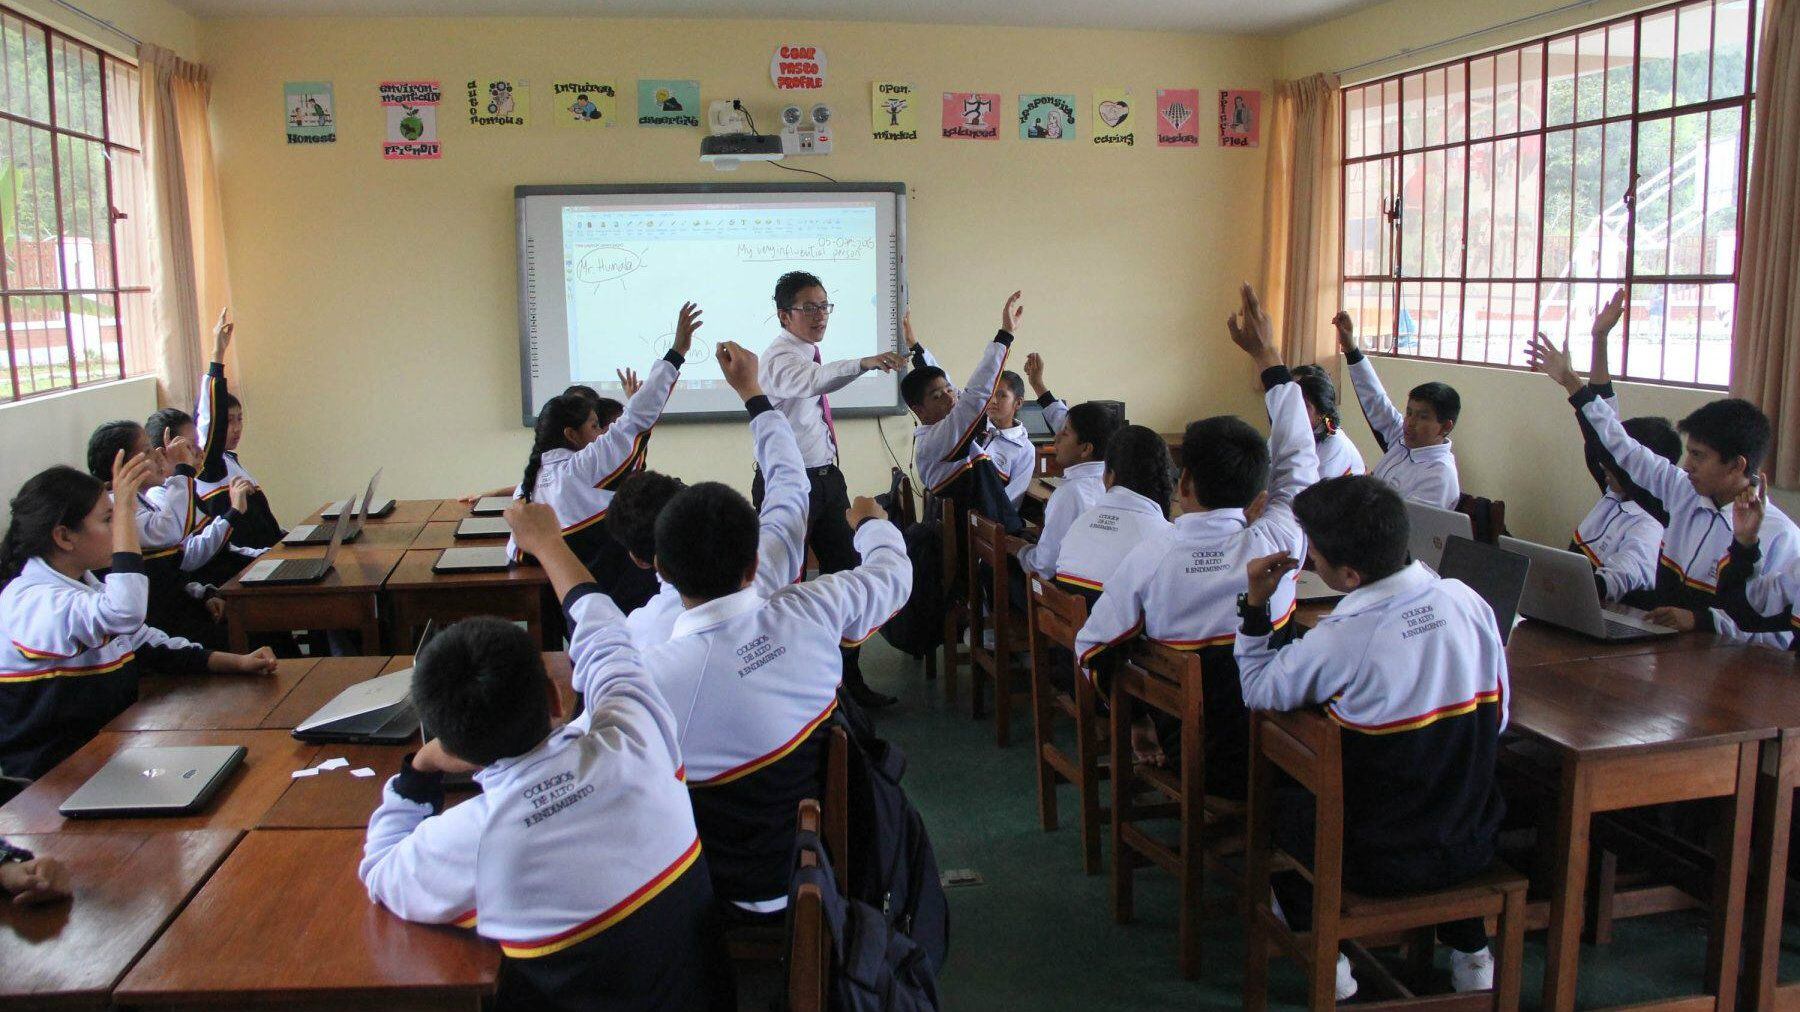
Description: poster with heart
xmin=1218 ymin=89 xmax=1261 ymax=147
xmin=872 ymin=81 xmax=918 ymax=141
xmin=1156 ymin=88 xmax=1200 ymax=147
xmin=942 ymin=91 xmax=1000 ymax=140
xmin=1093 ymin=88 xmax=1133 ymax=147
xmin=554 ymin=80 xmax=616 ymax=126
xmin=1018 ymin=93 xmax=1076 ymax=141
xmin=379 ymin=80 xmax=440 ymax=159
xmin=467 ymin=78 xmax=528 ymax=126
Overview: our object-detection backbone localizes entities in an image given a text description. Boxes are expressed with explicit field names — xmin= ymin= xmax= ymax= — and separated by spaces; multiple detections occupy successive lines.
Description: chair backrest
xmin=1027 ymin=574 xmax=1088 ymax=653
xmin=966 ymin=512 xmax=1011 ymax=617
xmin=1252 ymin=708 xmax=1346 ymax=915
xmin=938 ymin=497 xmax=960 ymax=587
xmin=1455 ymin=492 xmax=1508 ymax=544
xmin=824 ymin=725 xmax=851 ymax=895
xmin=1125 ymin=637 xmax=1204 ymax=688
xmin=892 ymin=468 xmax=919 ymax=529
xmin=789 ymin=799 xmax=830 ymax=1012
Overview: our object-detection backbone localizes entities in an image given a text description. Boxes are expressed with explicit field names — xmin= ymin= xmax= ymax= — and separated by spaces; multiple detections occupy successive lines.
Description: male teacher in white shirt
xmin=757 ymin=270 xmax=907 ymax=708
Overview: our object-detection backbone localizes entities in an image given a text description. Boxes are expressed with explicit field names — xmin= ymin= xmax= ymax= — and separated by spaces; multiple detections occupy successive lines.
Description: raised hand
xmin=1525 ymin=332 xmax=1584 ymax=394
xmin=846 ymin=495 xmax=886 ymax=530
xmin=162 ymin=434 xmax=199 ymax=471
xmin=505 ymin=500 xmax=564 ymax=560
xmin=1000 ymin=290 xmax=1024 ymax=333
xmin=1229 ymin=283 xmax=1281 ymax=369
xmin=1023 ymin=352 xmax=1047 ymax=397
xmin=228 ymin=478 xmax=252 ymax=514
xmin=1592 ymin=287 xmax=1627 ymax=340
xmin=901 ymin=308 xmax=917 ymax=350
xmin=112 ymin=450 xmax=155 ymax=501
xmin=1333 ymin=310 xmax=1356 ymax=356
xmin=211 ymin=308 xmax=234 ymax=362
xmin=1590 ymin=287 xmax=1626 ymax=386
xmin=715 ymin=341 xmax=764 ymax=399
xmin=1245 ymin=551 xmax=1300 ymax=608
xmin=1734 ymin=473 xmax=1768 ymax=547
xmin=617 ymin=367 xmax=642 ymax=399
xmin=672 ymin=302 xmax=703 ymax=358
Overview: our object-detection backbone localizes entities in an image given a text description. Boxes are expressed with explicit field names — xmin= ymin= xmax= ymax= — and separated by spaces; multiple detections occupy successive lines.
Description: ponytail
xmin=1 ymin=466 xmax=105 ymax=586
xmin=1104 ymin=425 xmax=1175 ymax=518
xmin=1289 ymin=364 xmax=1343 ymax=442
xmin=520 ymin=394 xmax=595 ymax=504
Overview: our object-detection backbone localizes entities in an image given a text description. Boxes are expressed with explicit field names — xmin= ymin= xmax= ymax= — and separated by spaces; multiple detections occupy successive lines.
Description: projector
xmin=700 ymin=133 xmax=784 ymax=171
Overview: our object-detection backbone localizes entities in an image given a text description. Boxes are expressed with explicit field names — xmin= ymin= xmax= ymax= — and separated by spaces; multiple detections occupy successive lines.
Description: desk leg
xmin=1544 ymin=756 xmax=1593 ymax=1012
xmin=1746 ymin=735 xmax=1796 ymax=1009
xmin=525 ymin=591 xmax=544 ymax=652
xmin=359 ymin=594 xmax=382 ymax=654
xmin=1700 ymin=743 xmax=1755 ymax=1009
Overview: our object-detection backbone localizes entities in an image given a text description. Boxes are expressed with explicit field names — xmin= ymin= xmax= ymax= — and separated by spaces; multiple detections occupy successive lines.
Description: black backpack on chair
xmin=789 ymin=824 xmax=941 ymax=1011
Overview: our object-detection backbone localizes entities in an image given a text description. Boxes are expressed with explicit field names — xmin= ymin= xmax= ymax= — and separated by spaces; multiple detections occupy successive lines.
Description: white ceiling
xmin=162 ymin=0 xmax=1384 ymax=35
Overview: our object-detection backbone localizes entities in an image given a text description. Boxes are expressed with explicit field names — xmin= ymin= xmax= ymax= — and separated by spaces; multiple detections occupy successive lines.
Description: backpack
xmin=876 ymin=521 xmax=945 ymax=658
xmin=833 ymin=695 xmax=950 ymax=973
xmin=789 ymin=826 xmax=941 ymax=1011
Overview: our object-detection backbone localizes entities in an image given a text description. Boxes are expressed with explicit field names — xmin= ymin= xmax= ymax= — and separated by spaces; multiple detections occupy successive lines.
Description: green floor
xmin=855 ymin=638 xmax=1798 ymax=1010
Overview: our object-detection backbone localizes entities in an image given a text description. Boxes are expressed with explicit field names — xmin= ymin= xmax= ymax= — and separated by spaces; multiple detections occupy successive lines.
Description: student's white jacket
xmin=1575 ymin=387 xmax=1799 ymax=646
xmin=1050 ymin=486 xmax=1172 ymax=594
xmin=1346 ymin=352 xmax=1461 ymax=509
xmin=639 ymin=517 xmax=911 ymax=908
xmin=1018 ymin=460 xmax=1106 ymax=581
xmin=1718 ymin=539 xmax=1800 ymax=648
xmin=1573 ymin=491 xmax=1664 ymax=602
xmin=910 ymin=333 xmax=1013 ymax=494
xmin=360 ymin=588 xmax=706 ymax=960
xmin=136 ymin=470 xmax=199 ymax=561
xmin=625 ymin=400 xmax=810 ymax=650
xmin=1316 ymin=426 xmax=1367 ymax=479
xmin=980 ymin=422 xmax=1037 ymax=506
xmin=507 ymin=351 xmax=681 ymax=561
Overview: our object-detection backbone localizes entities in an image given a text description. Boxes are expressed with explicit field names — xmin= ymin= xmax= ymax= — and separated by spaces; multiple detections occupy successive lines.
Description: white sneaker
xmin=1450 ymin=946 xmax=1494 ymax=992
xmin=1335 ymin=952 xmax=1358 ymax=1001
xmin=981 ymin=628 xmax=996 ymax=651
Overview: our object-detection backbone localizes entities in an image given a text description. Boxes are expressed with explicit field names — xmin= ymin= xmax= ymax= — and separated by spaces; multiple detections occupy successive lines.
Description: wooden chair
xmin=788 ymin=799 xmax=830 ymax=1012
xmin=1242 ymin=708 xmax=1527 ymax=1011
xmin=967 ymin=513 xmax=1033 ymax=744
xmin=937 ymin=497 xmax=970 ymax=701
xmin=1454 ymin=493 xmax=1508 ymax=544
xmin=1026 ymin=574 xmax=1108 ymax=874
xmin=1109 ymin=640 xmax=1245 ymax=978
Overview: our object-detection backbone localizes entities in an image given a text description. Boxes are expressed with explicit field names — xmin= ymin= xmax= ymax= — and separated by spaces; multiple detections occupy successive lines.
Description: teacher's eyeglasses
xmin=791 ymin=302 xmax=835 ymax=317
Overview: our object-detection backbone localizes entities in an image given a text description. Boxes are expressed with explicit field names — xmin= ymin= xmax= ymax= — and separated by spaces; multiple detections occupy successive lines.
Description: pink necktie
xmin=813 ymin=345 xmax=838 ymax=457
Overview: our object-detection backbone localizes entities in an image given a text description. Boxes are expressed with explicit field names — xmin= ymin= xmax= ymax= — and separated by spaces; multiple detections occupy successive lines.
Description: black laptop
xmin=1436 ymin=536 xmax=1531 ymax=646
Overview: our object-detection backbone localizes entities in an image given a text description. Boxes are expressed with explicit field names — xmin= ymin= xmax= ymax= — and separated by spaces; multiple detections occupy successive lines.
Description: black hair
xmin=1 ymin=466 xmax=106 ymax=586
xmin=774 ymin=271 xmax=825 ymax=311
xmin=1179 ymin=416 xmax=1270 ymax=510
xmin=1588 ymin=415 xmax=1683 ymax=490
xmin=1289 ymin=364 xmax=1342 ymax=437
xmin=996 ymin=370 xmax=1025 ymax=402
xmin=410 ymin=617 xmax=551 ymax=765
xmin=900 ymin=365 xmax=947 ymax=409
xmin=654 ymin=482 xmax=759 ymax=600
xmin=1407 ymin=381 xmax=1461 ymax=425
xmin=224 ymin=392 xmax=241 ymax=411
xmin=607 ymin=469 xmax=686 ymax=564
xmin=145 ymin=408 xmax=194 ymax=449
xmin=563 ymin=384 xmax=601 ymax=403
xmin=594 ymin=397 xmax=625 ymax=429
xmin=1293 ymin=475 xmax=1409 ymax=582
xmin=1064 ymin=401 xmax=1123 ymax=461
xmin=1679 ymin=398 xmax=1771 ymax=475
xmin=86 ymin=420 xmax=143 ymax=482
xmin=1104 ymin=425 xmax=1174 ymax=517
xmin=520 ymin=394 xmax=597 ymax=503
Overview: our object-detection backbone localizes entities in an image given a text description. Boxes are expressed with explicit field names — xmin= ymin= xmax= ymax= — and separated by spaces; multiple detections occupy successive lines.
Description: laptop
xmin=1405 ymin=500 xmax=1474 ymax=570
xmin=1019 ymin=402 xmax=1056 ymax=444
xmin=292 ymin=667 xmax=420 ymax=744
xmin=1436 ymin=536 xmax=1531 ymax=645
xmin=285 ymin=469 xmax=383 ymax=545
xmin=1497 ymin=535 xmax=1677 ymax=641
xmin=470 ymin=496 xmax=514 ymax=516
xmin=433 ymin=545 xmax=513 ymax=573
xmin=59 ymin=745 xmax=246 ymax=818
xmin=320 ymin=490 xmax=396 ymax=520
xmin=240 ymin=498 xmax=353 ymax=585
xmin=455 ymin=516 xmax=512 ymax=539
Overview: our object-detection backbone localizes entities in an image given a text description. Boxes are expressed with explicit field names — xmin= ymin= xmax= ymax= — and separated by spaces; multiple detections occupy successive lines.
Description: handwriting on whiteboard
xmin=736 ymin=238 xmax=875 ymax=263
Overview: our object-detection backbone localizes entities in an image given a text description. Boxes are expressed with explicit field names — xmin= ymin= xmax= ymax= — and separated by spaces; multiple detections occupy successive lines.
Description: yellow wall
xmin=198 ymin=16 xmax=1278 ymax=520
xmin=9 ymin=0 xmax=198 ymax=60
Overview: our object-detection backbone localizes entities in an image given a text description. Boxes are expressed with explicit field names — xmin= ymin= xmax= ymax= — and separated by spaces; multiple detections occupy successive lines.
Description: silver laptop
xmin=1405 ymin=501 xmax=1474 ymax=570
xmin=1498 ymin=535 xmax=1676 ymax=641
xmin=286 ymin=469 xmax=383 ymax=545
xmin=455 ymin=516 xmax=512 ymax=539
xmin=59 ymin=745 xmax=245 ymax=818
xmin=241 ymin=495 xmax=354 ymax=585
xmin=293 ymin=667 xmax=420 ymax=744
xmin=433 ymin=545 xmax=513 ymax=573
xmin=470 ymin=496 xmax=513 ymax=516
xmin=1437 ymin=536 xmax=1531 ymax=646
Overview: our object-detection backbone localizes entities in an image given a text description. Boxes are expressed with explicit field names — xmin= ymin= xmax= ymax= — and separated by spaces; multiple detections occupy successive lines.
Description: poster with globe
xmin=380 ymin=80 xmax=441 ymax=159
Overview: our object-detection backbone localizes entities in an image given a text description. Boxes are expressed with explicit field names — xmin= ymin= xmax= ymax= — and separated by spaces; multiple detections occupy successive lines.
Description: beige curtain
xmin=1261 ymin=73 xmax=1343 ymax=371
xmin=140 ymin=44 xmax=231 ymax=412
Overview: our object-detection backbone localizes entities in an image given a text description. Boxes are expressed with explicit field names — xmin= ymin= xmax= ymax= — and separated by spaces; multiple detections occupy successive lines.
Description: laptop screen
xmin=1436 ymin=536 xmax=1530 ymax=645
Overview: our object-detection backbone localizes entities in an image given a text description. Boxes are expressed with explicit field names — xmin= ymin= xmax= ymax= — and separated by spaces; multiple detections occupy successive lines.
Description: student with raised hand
xmin=0 ymin=458 xmax=276 ymax=781
xmin=359 ymin=500 xmax=727 ymax=1012
xmin=637 ymin=475 xmax=911 ymax=922
xmin=1016 ymin=400 xmax=1122 ymax=583
xmin=1047 ymin=425 xmax=1175 ymax=600
xmin=901 ymin=291 xmax=1022 ymax=500
xmin=1336 ymin=311 xmax=1462 ymax=508
xmin=1528 ymin=332 xmax=1799 ymax=645
xmin=1715 ymin=475 xmax=1800 ymax=650
xmin=194 ymin=309 xmax=283 ymax=549
xmin=1237 ymin=476 xmax=1508 ymax=1000
xmin=608 ymin=341 xmax=810 ymax=650
xmin=905 ymin=310 xmax=1037 ymax=507
xmin=1289 ymin=364 xmax=1365 ymax=478
xmin=459 ymin=380 xmax=638 ymax=505
xmin=1075 ymin=281 xmax=1319 ymax=795
xmin=510 ymin=302 xmax=700 ymax=613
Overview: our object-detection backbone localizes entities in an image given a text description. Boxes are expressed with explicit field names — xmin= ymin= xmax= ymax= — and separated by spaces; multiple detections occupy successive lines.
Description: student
xmin=900 ymin=292 xmax=1023 ymax=503
xmin=0 ymin=460 xmax=277 ymax=781
xmin=904 ymin=310 xmax=1037 ymax=507
xmin=1528 ymin=333 xmax=1799 ymax=646
xmin=194 ymin=310 xmax=284 ymax=549
xmin=1289 ymin=364 xmax=1365 ymax=478
xmin=637 ymin=461 xmax=911 ymax=919
xmin=0 ymin=839 xmax=69 ymax=905
xmin=459 ymin=381 xmax=634 ymax=505
xmin=360 ymin=501 xmax=727 ymax=1011
xmin=510 ymin=302 xmax=699 ymax=613
xmin=1335 ymin=311 xmax=1462 ymax=508
xmin=608 ymin=343 xmax=809 ymax=649
xmin=1075 ymin=283 xmax=1318 ymax=796
xmin=1016 ymin=398 xmax=1122 ymax=583
xmin=1237 ymin=475 xmax=1507 ymax=999
xmin=1716 ymin=476 xmax=1800 ymax=650
xmin=1046 ymin=425 xmax=1174 ymax=600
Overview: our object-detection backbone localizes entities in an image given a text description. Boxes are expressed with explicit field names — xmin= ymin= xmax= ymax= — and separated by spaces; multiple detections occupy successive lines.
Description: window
xmin=0 ymin=5 xmax=149 ymax=402
xmin=1341 ymin=0 xmax=1757 ymax=387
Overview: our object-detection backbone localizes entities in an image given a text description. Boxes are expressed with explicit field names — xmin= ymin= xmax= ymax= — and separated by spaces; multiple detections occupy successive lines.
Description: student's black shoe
xmin=847 ymin=679 xmax=898 ymax=709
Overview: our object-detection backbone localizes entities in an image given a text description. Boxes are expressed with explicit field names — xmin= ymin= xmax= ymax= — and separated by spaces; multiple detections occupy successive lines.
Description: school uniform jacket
xmin=639 ymin=517 xmax=912 ymax=910
xmin=0 ymin=555 xmax=209 ymax=780
xmin=1345 ymin=351 xmax=1460 ymax=509
xmin=360 ymin=587 xmax=719 ymax=1011
xmin=194 ymin=362 xmax=283 ymax=548
xmin=980 ymin=422 xmax=1037 ymax=506
xmin=1573 ymin=492 xmax=1663 ymax=603
xmin=1038 ymin=393 xmax=1070 ymax=438
xmin=910 ymin=333 xmax=1013 ymax=495
xmin=1018 ymin=460 xmax=1106 ymax=581
xmin=1316 ymin=425 xmax=1367 ymax=479
xmin=1716 ymin=540 xmax=1800 ymax=651
xmin=625 ymin=398 xmax=810 ymax=650
xmin=1237 ymin=561 xmax=1507 ymax=871
xmin=137 ymin=470 xmax=199 ymax=562
xmin=1074 ymin=367 xmax=1319 ymax=796
xmin=508 ymin=351 xmax=682 ymax=566
xmin=1050 ymin=486 xmax=1172 ymax=595
xmin=1574 ymin=386 xmax=1800 ymax=647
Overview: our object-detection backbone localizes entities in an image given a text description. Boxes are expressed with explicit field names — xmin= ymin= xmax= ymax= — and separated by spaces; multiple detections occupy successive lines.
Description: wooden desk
xmin=279 ymin=522 xmax=424 ymax=552
xmin=1503 ymin=618 xmax=1722 ymax=669
xmin=0 ymin=731 xmax=322 ymax=836
xmin=301 ymin=499 xmax=442 ymax=527
xmin=258 ymin=656 xmax=392 ymax=730
xmin=114 ymin=829 xmax=499 ymax=1011
xmin=106 ymin=658 xmax=323 ymax=733
xmin=219 ymin=549 xmax=404 ymax=653
xmin=429 ymin=499 xmax=476 ymax=522
xmin=382 ymin=549 xmax=548 ymax=652
xmin=409 ymin=521 xmax=506 ymax=551
xmin=258 ymin=743 xmax=414 ymax=830
xmin=0 ymin=830 xmax=237 ymax=1010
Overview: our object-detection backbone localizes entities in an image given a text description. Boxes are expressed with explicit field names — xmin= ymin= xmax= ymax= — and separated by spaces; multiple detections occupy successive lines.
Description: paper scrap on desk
xmin=350 ymin=767 xmax=377 ymax=778
xmin=316 ymin=757 xmax=350 ymax=771
xmin=291 ymin=767 xmax=320 ymax=779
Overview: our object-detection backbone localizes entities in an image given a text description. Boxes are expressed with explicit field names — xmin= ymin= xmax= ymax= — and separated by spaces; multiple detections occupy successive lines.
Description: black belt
xmin=758 ymin=462 xmax=840 ymax=478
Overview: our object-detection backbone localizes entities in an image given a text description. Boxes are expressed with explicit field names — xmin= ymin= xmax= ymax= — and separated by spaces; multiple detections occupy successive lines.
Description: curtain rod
xmin=1332 ymin=0 xmax=1612 ymax=80
xmin=41 ymin=0 xmax=140 ymax=47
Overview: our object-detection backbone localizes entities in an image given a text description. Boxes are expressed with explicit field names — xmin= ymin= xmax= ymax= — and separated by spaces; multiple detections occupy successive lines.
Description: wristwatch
xmin=1237 ymin=592 xmax=1274 ymax=636
xmin=0 ymin=840 xmax=34 ymax=865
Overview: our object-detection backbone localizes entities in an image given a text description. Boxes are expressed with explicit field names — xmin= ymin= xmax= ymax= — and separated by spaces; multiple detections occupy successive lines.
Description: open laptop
xmin=285 ymin=469 xmax=383 ymax=545
xmin=1405 ymin=500 xmax=1474 ymax=570
xmin=293 ymin=620 xmax=429 ymax=744
xmin=433 ymin=545 xmax=513 ymax=573
xmin=469 ymin=496 xmax=514 ymax=516
xmin=1497 ymin=535 xmax=1677 ymax=641
xmin=1436 ymin=536 xmax=1531 ymax=646
xmin=1019 ymin=402 xmax=1056 ymax=444
xmin=320 ymin=492 xmax=396 ymax=520
xmin=240 ymin=498 xmax=353 ymax=585
xmin=59 ymin=745 xmax=246 ymax=818
xmin=455 ymin=516 xmax=512 ymax=539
